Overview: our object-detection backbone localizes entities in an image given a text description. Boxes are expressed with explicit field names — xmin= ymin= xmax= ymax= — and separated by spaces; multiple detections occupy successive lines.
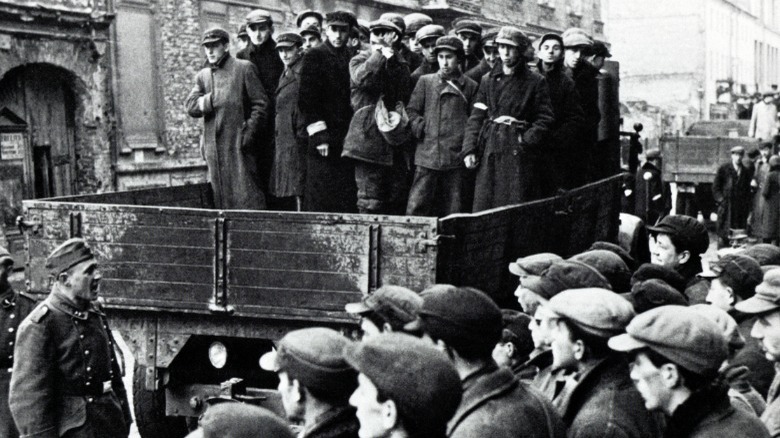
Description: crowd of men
xmin=186 ymin=8 xmax=616 ymax=216
xmin=4 ymin=214 xmax=780 ymax=437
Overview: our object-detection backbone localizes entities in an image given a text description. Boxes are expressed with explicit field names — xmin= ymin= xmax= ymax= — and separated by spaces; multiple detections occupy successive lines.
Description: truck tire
xmin=133 ymin=364 xmax=189 ymax=438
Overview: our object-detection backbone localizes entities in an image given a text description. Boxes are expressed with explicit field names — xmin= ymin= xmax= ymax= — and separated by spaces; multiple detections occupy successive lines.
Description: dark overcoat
xmin=763 ymin=366 xmax=780 ymax=437
xmin=760 ymin=166 xmax=780 ymax=241
xmin=634 ymin=161 xmax=671 ymax=226
xmin=465 ymin=58 xmax=491 ymax=83
xmin=447 ymin=365 xmax=567 ymax=438
xmin=300 ymin=406 xmax=359 ymax=438
xmin=270 ymin=59 xmax=306 ymax=198
xmin=752 ymin=159 xmax=771 ymax=238
xmin=411 ymin=60 xmax=438 ymax=87
xmin=567 ymin=62 xmax=601 ymax=186
xmin=462 ymin=61 xmax=554 ymax=212
xmin=9 ymin=292 xmax=132 ymax=438
xmin=185 ymin=55 xmax=270 ymax=210
xmin=713 ymin=162 xmax=754 ymax=240
xmin=298 ymin=40 xmax=357 ymax=213
xmin=0 ymin=288 xmax=36 ymax=438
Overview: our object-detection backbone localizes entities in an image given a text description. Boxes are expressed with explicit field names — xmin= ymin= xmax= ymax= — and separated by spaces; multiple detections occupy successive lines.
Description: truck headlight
xmin=208 ymin=342 xmax=227 ymax=369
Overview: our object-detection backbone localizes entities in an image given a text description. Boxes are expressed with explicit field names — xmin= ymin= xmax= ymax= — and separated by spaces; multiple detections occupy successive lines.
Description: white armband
xmin=474 ymin=103 xmax=488 ymax=111
xmin=307 ymin=121 xmax=328 ymax=136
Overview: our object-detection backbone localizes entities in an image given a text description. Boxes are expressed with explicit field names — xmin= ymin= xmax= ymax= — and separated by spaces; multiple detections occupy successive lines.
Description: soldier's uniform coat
xmin=0 ymin=287 xmax=36 ymax=438
xmin=9 ymin=292 xmax=131 ymax=438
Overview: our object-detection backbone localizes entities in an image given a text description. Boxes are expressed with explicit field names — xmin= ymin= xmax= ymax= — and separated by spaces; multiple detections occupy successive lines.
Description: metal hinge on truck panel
xmin=415 ymin=233 xmax=454 ymax=253
xmin=210 ymin=216 xmax=233 ymax=314
xmin=69 ymin=211 xmax=82 ymax=238
xmin=368 ymin=224 xmax=381 ymax=292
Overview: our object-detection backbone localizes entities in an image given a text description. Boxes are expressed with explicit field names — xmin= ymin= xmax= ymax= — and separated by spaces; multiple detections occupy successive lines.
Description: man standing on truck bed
xmin=9 ymin=238 xmax=132 ymax=438
xmin=714 ymin=146 xmax=754 ymax=247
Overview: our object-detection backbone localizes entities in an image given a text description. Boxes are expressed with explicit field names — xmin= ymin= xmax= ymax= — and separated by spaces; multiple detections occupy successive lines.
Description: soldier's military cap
xmin=454 ymin=20 xmax=483 ymax=37
xmin=379 ymin=12 xmax=407 ymax=34
xmin=589 ymin=241 xmax=637 ymax=271
xmin=343 ymin=333 xmax=462 ymax=435
xmin=198 ymin=403 xmax=293 ymax=438
xmin=631 ymin=263 xmax=687 ymax=294
xmin=495 ymin=26 xmax=527 ymax=48
xmin=731 ymin=145 xmax=746 ymax=155
xmin=415 ymin=24 xmax=446 ymax=44
xmin=699 ymin=254 xmax=763 ymax=299
xmin=646 ymin=215 xmax=710 ymax=256
xmin=509 ymin=252 xmax=563 ymax=277
xmin=246 ymin=9 xmax=272 ymax=26
xmin=404 ymin=13 xmax=433 ymax=36
xmin=300 ymin=25 xmax=320 ymax=38
xmin=547 ymin=288 xmax=635 ymax=338
xmin=735 ymin=267 xmax=780 ymax=314
xmin=562 ymin=28 xmax=593 ymax=48
xmin=570 ymin=249 xmax=632 ymax=292
xmin=522 ymin=260 xmax=612 ymax=301
xmin=344 ymin=285 xmax=422 ymax=327
xmin=369 ymin=19 xmax=402 ymax=36
xmin=275 ymin=32 xmax=303 ymax=49
xmin=622 ymin=279 xmax=688 ymax=314
xmin=295 ymin=9 xmax=323 ymax=28
xmin=609 ymin=305 xmax=728 ymax=376
xmin=592 ymin=41 xmax=612 ymax=58
xmin=259 ymin=327 xmax=356 ymax=398
xmin=0 ymin=245 xmax=12 ymax=266
xmin=202 ymin=27 xmax=230 ymax=45
xmin=325 ymin=11 xmax=357 ymax=28
xmin=236 ymin=24 xmax=247 ymax=38
xmin=481 ymin=29 xmax=499 ymax=47
xmin=45 ymin=238 xmax=95 ymax=275
xmin=690 ymin=304 xmax=745 ymax=351
xmin=742 ymin=243 xmax=780 ymax=266
xmin=405 ymin=285 xmax=502 ymax=355
xmin=434 ymin=36 xmax=465 ymax=57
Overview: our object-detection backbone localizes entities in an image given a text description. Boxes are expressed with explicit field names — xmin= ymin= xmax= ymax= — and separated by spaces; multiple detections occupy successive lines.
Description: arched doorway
xmin=0 ymin=63 xmax=79 ymax=201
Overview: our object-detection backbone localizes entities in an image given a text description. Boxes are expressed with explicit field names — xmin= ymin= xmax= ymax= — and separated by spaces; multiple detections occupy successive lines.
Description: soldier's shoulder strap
xmin=29 ymin=303 xmax=50 ymax=324
xmin=17 ymin=290 xmax=38 ymax=303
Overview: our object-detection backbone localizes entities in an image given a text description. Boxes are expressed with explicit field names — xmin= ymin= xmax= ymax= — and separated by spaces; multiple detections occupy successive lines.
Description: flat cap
xmin=481 ymin=29 xmax=499 ymax=47
xmin=344 ymin=285 xmax=422 ymax=328
xmin=343 ymin=333 xmax=461 ymax=435
xmin=562 ymin=27 xmax=592 ymax=48
xmin=259 ymin=328 xmax=356 ymax=398
xmin=325 ymin=11 xmax=357 ymax=28
xmin=547 ymin=288 xmax=635 ymax=338
xmin=500 ymin=309 xmax=534 ymax=358
xmin=275 ymin=32 xmax=303 ymax=49
xmin=592 ymin=41 xmax=611 ymax=58
xmin=245 ymin=9 xmax=272 ymax=26
xmin=570 ymin=249 xmax=632 ymax=292
xmin=522 ymin=260 xmax=612 ymax=301
xmin=690 ymin=304 xmax=745 ymax=351
xmin=631 ymin=263 xmax=687 ymax=294
xmin=735 ymin=267 xmax=780 ymax=314
xmin=379 ymin=12 xmax=406 ymax=34
xmin=369 ymin=19 xmax=402 ymax=35
xmin=0 ymin=246 xmax=12 ymax=266
xmin=731 ymin=145 xmax=746 ymax=155
xmin=699 ymin=253 xmax=762 ymax=298
xmin=405 ymin=285 xmax=502 ymax=355
xmin=495 ymin=26 xmax=528 ymax=48
xmin=742 ymin=244 xmax=780 ymax=266
xmin=45 ymin=238 xmax=95 ymax=275
xmin=539 ymin=33 xmax=563 ymax=49
xmin=645 ymin=148 xmax=661 ymax=160
xmin=202 ymin=27 xmax=230 ymax=45
xmin=647 ymin=215 xmax=710 ymax=255
xmin=509 ymin=252 xmax=563 ymax=277
xmin=198 ymin=403 xmax=293 ymax=438
xmin=295 ymin=9 xmax=323 ymax=28
xmin=589 ymin=241 xmax=637 ymax=271
xmin=404 ymin=13 xmax=432 ymax=36
xmin=300 ymin=25 xmax=321 ymax=38
xmin=454 ymin=20 xmax=483 ymax=36
xmin=434 ymin=36 xmax=465 ymax=57
xmin=621 ymin=279 xmax=688 ymax=314
xmin=609 ymin=305 xmax=728 ymax=376
xmin=237 ymin=24 xmax=247 ymax=38
xmin=415 ymin=24 xmax=446 ymax=44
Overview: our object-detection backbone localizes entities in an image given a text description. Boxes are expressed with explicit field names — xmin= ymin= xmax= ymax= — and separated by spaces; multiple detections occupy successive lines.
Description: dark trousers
xmin=406 ymin=167 xmax=463 ymax=217
xmin=0 ymin=375 xmax=18 ymax=438
xmin=354 ymin=158 xmax=409 ymax=215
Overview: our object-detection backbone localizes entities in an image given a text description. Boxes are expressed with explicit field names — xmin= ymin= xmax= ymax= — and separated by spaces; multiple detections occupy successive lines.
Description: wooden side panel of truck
xmin=660 ymin=135 xmax=758 ymax=183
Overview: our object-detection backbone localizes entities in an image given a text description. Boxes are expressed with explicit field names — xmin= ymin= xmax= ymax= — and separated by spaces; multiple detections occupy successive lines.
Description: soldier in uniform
xmin=0 ymin=247 xmax=36 ymax=438
xmin=9 ymin=238 xmax=132 ymax=438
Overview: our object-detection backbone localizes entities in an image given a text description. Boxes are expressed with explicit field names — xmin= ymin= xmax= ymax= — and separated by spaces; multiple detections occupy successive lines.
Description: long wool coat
xmin=462 ymin=61 xmax=554 ymax=212
xmin=269 ymin=59 xmax=306 ymax=198
xmin=185 ymin=55 xmax=270 ymax=210
xmin=752 ymin=159 xmax=771 ymax=238
xmin=713 ymin=162 xmax=754 ymax=239
xmin=761 ymin=165 xmax=780 ymax=241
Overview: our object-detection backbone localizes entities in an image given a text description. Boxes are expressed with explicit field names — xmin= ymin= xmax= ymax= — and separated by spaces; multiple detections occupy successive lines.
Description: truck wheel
xmin=133 ymin=364 xmax=189 ymax=438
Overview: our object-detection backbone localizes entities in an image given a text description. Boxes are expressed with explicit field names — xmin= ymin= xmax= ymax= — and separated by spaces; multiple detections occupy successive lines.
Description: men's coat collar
xmin=48 ymin=290 xmax=103 ymax=320
xmin=447 ymin=365 xmax=518 ymax=434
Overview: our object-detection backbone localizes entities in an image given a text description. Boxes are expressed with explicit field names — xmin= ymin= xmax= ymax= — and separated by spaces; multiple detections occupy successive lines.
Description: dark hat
xmin=237 ymin=24 xmax=247 ymax=38
xmin=771 ymin=156 xmax=780 ymax=167
xmin=588 ymin=241 xmax=637 ymax=271
xmin=741 ymin=244 xmax=780 ymax=266
xmin=404 ymin=13 xmax=433 ymax=36
xmin=621 ymin=279 xmax=688 ymax=314
xmin=547 ymin=288 xmax=635 ymax=338
xmin=500 ymin=309 xmax=534 ymax=359
xmin=454 ymin=20 xmax=483 ymax=36
xmin=495 ymin=26 xmax=527 ymax=48
xmin=760 ymin=141 xmax=774 ymax=150
xmin=325 ymin=11 xmax=357 ymax=28
xmin=735 ymin=267 xmax=780 ymax=314
xmin=570 ymin=249 xmax=632 ymax=292
xmin=259 ymin=328 xmax=356 ymax=398
xmin=295 ymin=9 xmax=323 ymax=28
xmin=198 ymin=403 xmax=293 ymax=438
xmin=562 ymin=27 xmax=593 ymax=48
xmin=690 ymin=304 xmax=745 ymax=351
xmin=699 ymin=254 xmax=763 ymax=299
xmin=415 ymin=24 xmax=446 ymax=44
xmin=509 ymin=252 xmax=563 ymax=277
xmin=202 ymin=27 xmax=230 ymax=45
xmin=609 ymin=305 xmax=728 ymax=376
xmin=246 ymin=9 xmax=272 ymax=26
xmin=405 ymin=285 xmax=502 ymax=356
xmin=647 ymin=215 xmax=709 ymax=256
xmin=748 ymin=148 xmax=761 ymax=159
xmin=434 ymin=36 xmax=465 ymax=57
xmin=522 ymin=260 xmax=612 ymax=301
xmin=592 ymin=41 xmax=611 ymax=58
xmin=481 ymin=29 xmax=499 ymax=47
xmin=379 ymin=12 xmax=406 ymax=34
xmin=276 ymin=32 xmax=303 ymax=49
xmin=45 ymin=238 xmax=96 ymax=275
xmin=300 ymin=25 xmax=321 ymax=38
xmin=539 ymin=33 xmax=563 ymax=48
xmin=369 ymin=19 xmax=402 ymax=35
xmin=731 ymin=145 xmax=746 ymax=155
xmin=355 ymin=20 xmax=370 ymax=38
xmin=631 ymin=263 xmax=687 ymax=294
xmin=343 ymin=333 xmax=461 ymax=436
xmin=0 ymin=246 xmax=12 ymax=266
xmin=344 ymin=285 xmax=422 ymax=328
xmin=645 ymin=148 xmax=662 ymax=160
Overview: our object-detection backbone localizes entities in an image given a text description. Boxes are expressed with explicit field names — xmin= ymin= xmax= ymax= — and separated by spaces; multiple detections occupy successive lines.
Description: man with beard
xmin=462 ymin=26 xmax=554 ymax=211
xmin=533 ymin=32 xmax=585 ymax=194
xmin=10 ymin=238 xmax=132 ymax=438
xmin=410 ymin=24 xmax=445 ymax=85
xmin=465 ymin=30 xmax=498 ymax=82
xmin=298 ymin=11 xmax=359 ymax=212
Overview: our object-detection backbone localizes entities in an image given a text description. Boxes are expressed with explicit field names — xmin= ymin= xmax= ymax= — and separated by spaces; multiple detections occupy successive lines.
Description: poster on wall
xmin=0 ymin=132 xmax=25 ymax=160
